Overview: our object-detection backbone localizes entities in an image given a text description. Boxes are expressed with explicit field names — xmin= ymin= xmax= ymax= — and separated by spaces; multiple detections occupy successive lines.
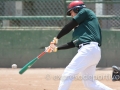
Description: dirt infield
xmin=0 ymin=68 xmax=119 ymax=90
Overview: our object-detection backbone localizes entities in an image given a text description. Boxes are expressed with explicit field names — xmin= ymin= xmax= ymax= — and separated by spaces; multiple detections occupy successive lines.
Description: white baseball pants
xmin=58 ymin=42 xmax=113 ymax=90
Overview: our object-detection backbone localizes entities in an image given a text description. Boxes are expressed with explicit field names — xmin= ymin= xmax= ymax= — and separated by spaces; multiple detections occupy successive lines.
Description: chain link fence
xmin=0 ymin=0 xmax=120 ymax=30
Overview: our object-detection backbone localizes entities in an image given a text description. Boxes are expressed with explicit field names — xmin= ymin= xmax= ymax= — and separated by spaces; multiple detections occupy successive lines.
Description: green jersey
xmin=72 ymin=8 xmax=102 ymax=47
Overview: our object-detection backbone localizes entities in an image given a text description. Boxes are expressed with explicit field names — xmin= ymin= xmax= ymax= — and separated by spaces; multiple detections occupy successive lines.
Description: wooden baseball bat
xmin=19 ymin=51 xmax=46 ymax=74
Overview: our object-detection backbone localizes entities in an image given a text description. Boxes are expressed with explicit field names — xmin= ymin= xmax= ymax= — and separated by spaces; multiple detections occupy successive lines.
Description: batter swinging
xmin=45 ymin=1 xmax=113 ymax=90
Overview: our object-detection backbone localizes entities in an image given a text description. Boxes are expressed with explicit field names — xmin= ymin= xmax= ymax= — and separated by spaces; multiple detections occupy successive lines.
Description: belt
xmin=78 ymin=42 xmax=100 ymax=49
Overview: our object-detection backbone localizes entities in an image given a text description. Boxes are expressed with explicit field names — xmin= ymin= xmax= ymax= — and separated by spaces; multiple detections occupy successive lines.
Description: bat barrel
xmin=19 ymin=57 xmax=38 ymax=74
xmin=19 ymin=66 xmax=29 ymax=74
xmin=19 ymin=51 xmax=46 ymax=75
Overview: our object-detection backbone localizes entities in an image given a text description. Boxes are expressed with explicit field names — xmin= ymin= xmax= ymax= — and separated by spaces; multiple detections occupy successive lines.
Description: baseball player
xmin=46 ymin=0 xmax=113 ymax=90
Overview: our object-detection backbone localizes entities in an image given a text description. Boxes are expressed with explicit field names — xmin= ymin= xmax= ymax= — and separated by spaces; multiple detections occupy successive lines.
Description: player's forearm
xmin=56 ymin=19 xmax=78 ymax=39
xmin=57 ymin=41 xmax=75 ymax=50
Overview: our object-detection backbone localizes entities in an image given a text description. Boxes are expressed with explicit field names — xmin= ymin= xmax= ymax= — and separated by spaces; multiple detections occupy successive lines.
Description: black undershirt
xmin=56 ymin=19 xmax=78 ymax=50
xmin=57 ymin=41 xmax=75 ymax=50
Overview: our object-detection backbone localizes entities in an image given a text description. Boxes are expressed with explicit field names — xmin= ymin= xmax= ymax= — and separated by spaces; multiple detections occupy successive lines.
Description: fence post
xmin=63 ymin=0 xmax=67 ymax=25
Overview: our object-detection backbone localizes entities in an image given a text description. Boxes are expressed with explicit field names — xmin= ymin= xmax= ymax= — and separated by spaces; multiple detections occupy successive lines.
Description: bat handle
xmin=37 ymin=51 xmax=46 ymax=59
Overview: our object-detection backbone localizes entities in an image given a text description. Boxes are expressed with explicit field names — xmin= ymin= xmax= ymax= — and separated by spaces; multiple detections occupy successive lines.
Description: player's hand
xmin=50 ymin=42 xmax=57 ymax=52
xmin=45 ymin=44 xmax=57 ymax=53
xmin=45 ymin=46 xmax=53 ymax=53
xmin=51 ymin=37 xmax=58 ymax=45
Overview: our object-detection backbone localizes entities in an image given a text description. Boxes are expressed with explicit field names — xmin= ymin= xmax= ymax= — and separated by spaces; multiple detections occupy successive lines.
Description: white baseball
xmin=12 ymin=64 xmax=17 ymax=69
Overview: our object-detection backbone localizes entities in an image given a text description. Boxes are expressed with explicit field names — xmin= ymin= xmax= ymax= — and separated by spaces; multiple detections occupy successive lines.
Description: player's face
xmin=70 ymin=10 xmax=77 ymax=17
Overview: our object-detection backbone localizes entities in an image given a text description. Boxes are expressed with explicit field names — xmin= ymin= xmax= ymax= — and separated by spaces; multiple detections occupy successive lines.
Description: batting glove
xmin=50 ymin=42 xmax=58 ymax=52
xmin=52 ymin=37 xmax=58 ymax=45
xmin=45 ymin=44 xmax=57 ymax=53
xmin=45 ymin=46 xmax=53 ymax=53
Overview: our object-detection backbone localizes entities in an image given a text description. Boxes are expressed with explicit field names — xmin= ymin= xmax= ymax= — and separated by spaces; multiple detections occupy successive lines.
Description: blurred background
xmin=0 ymin=0 xmax=120 ymax=68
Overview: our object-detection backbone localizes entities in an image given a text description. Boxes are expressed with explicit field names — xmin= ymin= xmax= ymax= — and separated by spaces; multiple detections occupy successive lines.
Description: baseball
xmin=12 ymin=64 xmax=17 ymax=69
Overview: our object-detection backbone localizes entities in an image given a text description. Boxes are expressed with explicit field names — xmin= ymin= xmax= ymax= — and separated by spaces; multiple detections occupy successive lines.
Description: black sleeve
xmin=56 ymin=19 xmax=78 ymax=39
xmin=57 ymin=41 xmax=75 ymax=50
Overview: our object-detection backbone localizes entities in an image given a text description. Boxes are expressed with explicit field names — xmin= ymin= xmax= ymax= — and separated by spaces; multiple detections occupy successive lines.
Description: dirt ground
xmin=0 ymin=68 xmax=119 ymax=90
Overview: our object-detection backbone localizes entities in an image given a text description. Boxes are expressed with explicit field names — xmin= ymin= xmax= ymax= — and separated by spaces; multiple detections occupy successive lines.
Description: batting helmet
xmin=67 ymin=0 xmax=86 ymax=16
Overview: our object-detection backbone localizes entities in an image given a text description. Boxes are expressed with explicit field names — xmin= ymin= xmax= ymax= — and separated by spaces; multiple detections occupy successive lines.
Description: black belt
xmin=78 ymin=42 xmax=100 ymax=49
xmin=78 ymin=42 xmax=90 ymax=49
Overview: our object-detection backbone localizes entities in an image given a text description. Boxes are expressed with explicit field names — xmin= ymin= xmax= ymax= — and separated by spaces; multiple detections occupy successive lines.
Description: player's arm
xmin=46 ymin=19 xmax=78 ymax=53
xmin=57 ymin=41 xmax=75 ymax=50
xmin=46 ymin=41 xmax=75 ymax=53
xmin=56 ymin=19 xmax=78 ymax=39
xmin=51 ymin=19 xmax=78 ymax=45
